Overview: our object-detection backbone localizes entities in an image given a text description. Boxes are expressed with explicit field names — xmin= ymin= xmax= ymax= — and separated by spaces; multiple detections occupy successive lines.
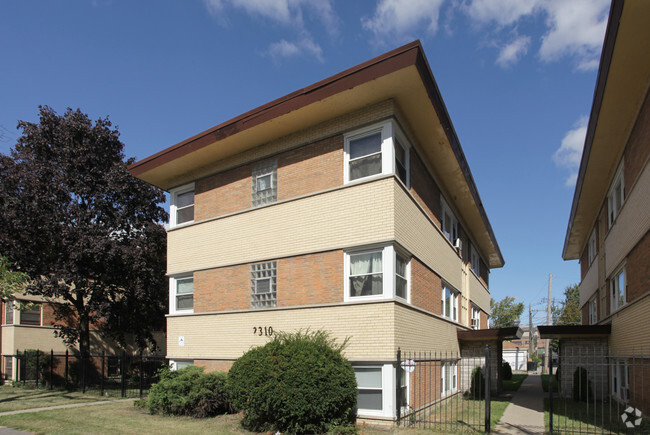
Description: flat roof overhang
xmin=129 ymin=41 xmax=504 ymax=268
xmin=537 ymin=324 xmax=611 ymax=339
xmin=457 ymin=327 xmax=523 ymax=342
xmin=563 ymin=0 xmax=650 ymax=260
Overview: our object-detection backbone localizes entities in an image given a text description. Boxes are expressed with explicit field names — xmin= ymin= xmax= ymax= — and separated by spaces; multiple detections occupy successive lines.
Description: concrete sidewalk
xmin=493 ymin=374 xmax=545 ymax=434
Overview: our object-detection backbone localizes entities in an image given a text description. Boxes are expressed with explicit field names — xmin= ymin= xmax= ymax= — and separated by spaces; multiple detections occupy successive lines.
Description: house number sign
xmin=253 ymin=326 xmax=274 ymax=336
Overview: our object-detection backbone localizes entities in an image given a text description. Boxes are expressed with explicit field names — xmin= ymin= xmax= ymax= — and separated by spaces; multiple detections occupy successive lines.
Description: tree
xmin=0 ymin=106 xmax=168 ymax=357
xmin=0 ymin=255 xmax=28 ymax=300
xmin=553 ymin=284 xmax=580 ymax=326
xmin=490 ymin=296 xmax=524 ymax=328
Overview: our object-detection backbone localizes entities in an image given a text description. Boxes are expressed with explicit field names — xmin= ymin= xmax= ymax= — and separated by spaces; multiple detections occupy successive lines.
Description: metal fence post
xmin=485 ymin=344 xmax=491 ymax=433
xmin=139 ymin=351 xmax=144 ymax=399
xmin=50 ymin=349 xmax=53 ymax=389
xmin=22 ymin=349 xmax=26 ymax=386
xmin=396 ymin=347 xmax=402 ymax=426
xmin=35 ymin=350 xmax=40 ymax=387
xmin=100 ymin=351 xmax=105 ymax=397
xmin=65 ymin=350 xmax=69 ymax=386
xmin=121 ymin=350 xmax=126 ymax=398
xmin=549 ymin=353 xmax=553 ymax=434
xmin=82 ymin=353 xmax=86 ymax=393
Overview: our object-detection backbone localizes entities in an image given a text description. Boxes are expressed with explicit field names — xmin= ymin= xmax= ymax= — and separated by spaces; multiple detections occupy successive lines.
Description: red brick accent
xmin=410 ymin=258 xmax=442 ymax=315
xmin=42 ymin=303 xmax=57 ymax=326
xmin=194 ymin=360 xmax=234 ymax=372
xmin=624 ymin=89 xmax=650 ymax=195
xmin=409 ymin=149 xmax=441 ymax=227
xmin=194 ymin=264 xmax=251 ymax=313
xmin=194 ymin=135 xmax=344 ymax=222
xmin=581 ymin=304 xmax=589 ymax=325
xmin=626 ymin=230 xmax=650 ymax=302
xmin=481 ymin=311 xmax=489 ymax=329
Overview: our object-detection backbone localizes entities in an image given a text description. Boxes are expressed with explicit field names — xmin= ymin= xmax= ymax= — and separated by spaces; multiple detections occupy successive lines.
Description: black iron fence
xmin=548 ymin=345 xmax=650 ymax=434
xmin=396 ymin=346 xmax=492 ymax=432
xmin=6 ymin=349 xmax=167 ymax=398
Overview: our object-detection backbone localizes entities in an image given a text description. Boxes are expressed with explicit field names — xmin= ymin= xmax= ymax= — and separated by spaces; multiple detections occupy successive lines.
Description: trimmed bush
xmin=501 ymin=361 xmax=513 ymax=380
xmin=572 ymin=366 xmax=593 ymax=402
xmin=146 ymin=365 xmax=230 ymax=417
xmin=227 ymin=330 xmax=357 ymax=434
xmin=470 ymin=366 xmax=485 ymax=399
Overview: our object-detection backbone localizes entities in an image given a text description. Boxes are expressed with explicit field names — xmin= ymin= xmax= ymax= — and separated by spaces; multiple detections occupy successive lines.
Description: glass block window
xmin=252 ymin=160 xmax=277 ymax=207
xmin=251 ymin=261 xmax=277 ymax=308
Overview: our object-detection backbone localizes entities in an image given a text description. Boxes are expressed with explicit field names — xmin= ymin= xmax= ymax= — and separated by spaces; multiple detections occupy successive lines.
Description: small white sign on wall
xmin=178 ymin=336 xmax=185 ymax=347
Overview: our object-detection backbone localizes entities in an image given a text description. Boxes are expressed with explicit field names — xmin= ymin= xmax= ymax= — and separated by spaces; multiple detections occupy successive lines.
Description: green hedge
xmin=227 ymin=330 xmax=357 ymax=434
xmin=146 ymin=365 xmax=230 ymax=417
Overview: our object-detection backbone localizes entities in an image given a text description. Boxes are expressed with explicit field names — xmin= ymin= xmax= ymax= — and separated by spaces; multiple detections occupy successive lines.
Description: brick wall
xmin=410 ymin=258 xmax=442 ymax=315
xmin=194 ymin=360 xmax=234 ymax=372
xmin=625 ymin=230 xmax=650 ymax=302
xmin=194 ymin=264 xmax=251 ymax=313
xmin=42 ymin=303 xmax=56 ymax=326
xmin=624 ymin=88 xmax=650 ymax=196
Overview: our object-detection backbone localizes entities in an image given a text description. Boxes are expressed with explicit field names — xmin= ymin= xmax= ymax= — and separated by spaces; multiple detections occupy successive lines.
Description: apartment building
xmin=130 ymin=41 xmax=503 ymax=421
xmin=560 ymin=0 xmax=650 ymax=407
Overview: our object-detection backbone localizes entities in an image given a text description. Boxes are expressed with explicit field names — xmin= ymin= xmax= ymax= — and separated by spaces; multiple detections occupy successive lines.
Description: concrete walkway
xmin=493 ymin=374 xmax=545 ymax=434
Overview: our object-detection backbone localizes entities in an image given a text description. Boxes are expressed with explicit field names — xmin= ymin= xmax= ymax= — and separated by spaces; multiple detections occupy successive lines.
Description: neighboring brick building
xmin=557 ymin=0 xmax=650 ymax=411
xmin=130 ymin=41 xmax=504 ymax=421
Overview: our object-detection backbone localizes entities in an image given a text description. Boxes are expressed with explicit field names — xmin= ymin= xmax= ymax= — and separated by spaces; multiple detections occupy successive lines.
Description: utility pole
xmin=543 ymin=274 xmax=552 ymax=374
xmin=529 ymin=304 xmax=534 ymax=358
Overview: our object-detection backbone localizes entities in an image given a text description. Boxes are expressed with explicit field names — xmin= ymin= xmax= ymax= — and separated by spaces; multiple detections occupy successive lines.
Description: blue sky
xmin=0 ymin=0 xmax=612 ymax=323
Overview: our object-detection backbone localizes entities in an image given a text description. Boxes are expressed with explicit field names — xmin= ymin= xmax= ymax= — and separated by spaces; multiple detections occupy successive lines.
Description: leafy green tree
xmin=552 ymin=284 xmax=580 ymax=325
xmin=0 ymin=255 xmax=28 ymax=300
xmin=0 ymin=106 xmax=168 ymax=357
xmin=490 ymin=296 xmax=524 ymax=328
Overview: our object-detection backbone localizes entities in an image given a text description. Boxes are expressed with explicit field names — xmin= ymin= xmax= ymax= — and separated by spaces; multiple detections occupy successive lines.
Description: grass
xmin=544 ymin=397 xmax=650 ymax=434
xmin=0 ymin=385 xmax=119 ymax=412
xmin=502 ymin=374 xmax=527 ymax=392
xmin=540 ymin=373 xmax=559 ymax=393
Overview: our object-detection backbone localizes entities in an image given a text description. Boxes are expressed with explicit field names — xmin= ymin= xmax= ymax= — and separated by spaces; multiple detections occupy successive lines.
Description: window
xmin=610 ymin=266 xmax=626 ymax=313
xmin=344 ymin=120 xmax=410 ymax=186
xmin=5 ymin=301 xmax=14 ymax=325
xmin=355 ymin=367 xmax=383 ymax=411
xmin=442 ymin=283 xmax=459 ymax=322
xmin=170 ymin=276 xmax=193 ymax=314
xmin=607 ymin=162 xmax=624 ymax=228
xmin=251 ymin=262 xmax=277 ymax=308
xmin=471 ymin=305 xmax=481 ymax=330
xmin=345 ymin=245 xmax=410 ymax=302
xmin=170 ymin=360 xmax=194 ymax=371
xmin=612 ymin=360 xmax=628 ymax=401
xmin=252 ymin=159 xmax=277 ymax=207
xmin=398 ymin=368 xmax=408 ymax=414
xmin=441 ymin=361 xmax=458 ymax=396
xmin=441 ymin=198 xmax=458 ymax=245
xmin=588 ymin=296 xmax=598 ymax=324
xmin=587 ymin=229 xmax=597 ymax=265
xmin=170 ymin=183 xmax=195 ymax=227
xmin=470 ymin=244 xmax=481 ymax=276
xmin=19 ymin=304 xmax=41 ymax=326
xmin=4 ymin=357 xmax=12 ymax=381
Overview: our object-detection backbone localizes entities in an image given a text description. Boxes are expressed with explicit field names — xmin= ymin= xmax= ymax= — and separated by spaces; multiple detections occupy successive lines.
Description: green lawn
xmin=0 ymin=385 xmax=117 ymax=412
xmin=540 ymin=373 xmax=559 ymax=392
xmin=502 ymin=374 xmax=527 ymax=392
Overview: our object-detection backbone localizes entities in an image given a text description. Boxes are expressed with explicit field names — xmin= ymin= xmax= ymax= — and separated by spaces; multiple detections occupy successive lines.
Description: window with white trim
xmin=610 ymin=266 xmax=626 ymax=313
xmin=587 ymin=229 xmax=597 ymax=265
xmin=588 ymin=296 xmax=597 ymax=325
xmin=252 ymin=159 xmax=277 ymax=207
xmin=4 ymin=357 xmax=13 ymax=381
xmin=345 ymin=245 xmax=410 ymax=302
xmin=344 ymin=120 xmax=410 ymax=186
xmin=470 ymin=244 xmax=481 ymax=276
xmin=441 ymin=361 xmax=458 ymax=396
xmin=19 ymin=304 xmax=41 ymax=326
xmin=251 ymin=261 xmax=277 ymax=309
xmin=442 ymin=283 xmax=459 ymax=322
xmin=355 ymin=367 xmax=383 ymax=411
xmin=170 ymin=275 xmax=193 ymax=314
xmin=170 ymin=360 xmax=194 ymax=371
xmin=607 ymin=162 xmax=624 ymax=228
xmin=441 ymin=197 xmax=458 ymax=245
xmin=5 ymin=301 xmax=14 ymax=325
xmin=170 ymin=183 xmax=195 ymax=227
xmin=471 ymin=305 xmax=481 ymax=330
xmin=612 ymin=360 xmax=628 ymax=401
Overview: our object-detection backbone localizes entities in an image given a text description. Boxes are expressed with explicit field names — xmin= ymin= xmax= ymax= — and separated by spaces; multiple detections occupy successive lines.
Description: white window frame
xmin=5 ymin=301 xmax=14 ymax=325
xmin=609 ymin=265 xmax=626 ymax=313
xmin=170 ymin=359 xmax=194 ymax=371
xmin=471 ymin=305 xmax=481 ymax=330
xmin=169 ymin=275 xmax=193 ymax=314
xmin=470 ymin=244 xmax=481 ymax=277
xmin=19 ymin=304 xmax=41 ymax=326
xmin=440 ymin=197 xmax=459 ymax=246
xmin=353 ymin=364 xmax=398 ymax=418
xmin=344 ymin=245 xmax=410 ymax=303
xmin=587 ymin=229 xmax=597 ymax=265
xmin=611 ymin=359 xmax=628 ymax=402
xmin=588 ymin=296 xmax=597 ymax=325
xmin=441 ymin=361 xmax=458 ymax=397
xmin=441 ymin=283 xmax=459 ymax=322
xmin=169 ymin=183 xmax=195 ymax=228
xmin=607 ymin=161 xmax=624 ymax=228
xmin=343 ymin=120 xmax=410 ymax=188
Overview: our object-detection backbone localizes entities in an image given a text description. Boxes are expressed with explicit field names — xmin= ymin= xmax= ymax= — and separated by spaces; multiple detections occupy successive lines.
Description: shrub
xmin=470 ymin=366 xmax=485 ymax=399
xmin=146 ymin=365 xmax=230 ymax=417
xmin=501 ymin=361 xmax=513 ymax=380
xmin=227 ymin=330 xmax=357 ymax=434
xmin=572 ymin=366 xmax=592 ymax=402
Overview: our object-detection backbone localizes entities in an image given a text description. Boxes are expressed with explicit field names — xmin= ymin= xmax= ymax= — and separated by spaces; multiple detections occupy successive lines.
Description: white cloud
xmin=267 ymin=37 xmax=324 ymax=63
xmin=463 ymin=0 xmax=539 ymax=27
xmin=496 ymin=35 xmax=530 ymax=68
xmin=538 ymin=0 xmax=610 ymax=71
xmin=362 ymin=0 xmax=445 ymax=45
xmin=554 ymin=116 xmax=588 ymax=186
